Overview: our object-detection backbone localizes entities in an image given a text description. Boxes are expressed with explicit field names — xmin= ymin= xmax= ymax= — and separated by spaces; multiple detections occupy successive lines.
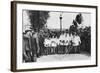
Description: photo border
xmin=11 ymin=1 xmax=98 ymax=72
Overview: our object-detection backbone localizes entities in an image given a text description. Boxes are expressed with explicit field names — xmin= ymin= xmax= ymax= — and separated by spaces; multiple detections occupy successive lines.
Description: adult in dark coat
xmin=23 ymin=30 xmax=38 ymax=62
xmin=30 ymin=32 xmax=38 ymax=62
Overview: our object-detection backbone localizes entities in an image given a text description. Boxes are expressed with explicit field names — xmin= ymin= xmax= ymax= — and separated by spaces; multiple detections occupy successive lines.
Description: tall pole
xmin=60 ymin=12 xmax=62 ymax=32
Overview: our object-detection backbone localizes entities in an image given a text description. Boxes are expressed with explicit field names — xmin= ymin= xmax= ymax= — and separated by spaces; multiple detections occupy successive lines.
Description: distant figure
xmin=30 ymin=32 xmax=38 ymax=62
xmin=72 ymin=33 xmax=81 ymax=53
xmin=64 ymin=34 xmax=73 ymax=54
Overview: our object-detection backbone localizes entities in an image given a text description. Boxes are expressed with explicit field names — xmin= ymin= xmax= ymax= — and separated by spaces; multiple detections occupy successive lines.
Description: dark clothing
xmin=30 ymin=35 xmax=38 ymax=62
xmin=23 ymin=37 xmax=32 ymax=62
xmin=23 ymin=33 xmax=38 ymax=62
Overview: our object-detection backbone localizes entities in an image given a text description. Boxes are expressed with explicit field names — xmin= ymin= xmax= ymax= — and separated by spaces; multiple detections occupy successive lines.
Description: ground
xmin=37 ymin=54 xmax=91 ymax=62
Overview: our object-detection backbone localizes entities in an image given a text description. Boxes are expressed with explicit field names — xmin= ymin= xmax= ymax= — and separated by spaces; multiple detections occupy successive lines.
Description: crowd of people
xmin=23 ymin=29 xmax=81 ymax=62
xmin=43 ymin=33 xmax=81 ymax=55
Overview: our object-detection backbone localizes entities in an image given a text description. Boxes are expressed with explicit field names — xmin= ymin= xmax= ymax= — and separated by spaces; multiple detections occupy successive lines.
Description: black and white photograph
xmin=22 ymin=10 xmax=91 ymax=63
xmin=11 ymin=1 xmax=97 ymax=71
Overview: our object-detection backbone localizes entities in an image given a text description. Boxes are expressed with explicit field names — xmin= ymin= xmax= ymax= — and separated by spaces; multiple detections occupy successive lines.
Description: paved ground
xmin=37 ymin=54 xmax=91 ymax=62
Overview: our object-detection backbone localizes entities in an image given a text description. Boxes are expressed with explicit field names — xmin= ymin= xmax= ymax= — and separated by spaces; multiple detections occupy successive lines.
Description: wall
xmin=0 ymin=0 xmax=99 ymax=73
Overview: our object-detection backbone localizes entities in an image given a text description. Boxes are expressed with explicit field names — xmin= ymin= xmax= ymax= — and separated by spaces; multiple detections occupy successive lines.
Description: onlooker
xmin=72 ymin=33 xmax=81 ymax=53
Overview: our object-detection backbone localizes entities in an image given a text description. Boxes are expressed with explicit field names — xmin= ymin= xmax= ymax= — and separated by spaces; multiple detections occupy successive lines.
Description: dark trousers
xmin=73 ymin=46 xmax=80 ymax=54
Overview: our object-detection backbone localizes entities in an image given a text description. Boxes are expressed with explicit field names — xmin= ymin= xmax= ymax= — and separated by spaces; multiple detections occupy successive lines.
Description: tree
xmin=77 ymin=26 xmax=91 ymax=54
xmin=28 ymin=10 xmax=49 ymax=57
xmin=69 ymin=13 xmax=83 ymax=35
xmin=75 ymin=13 xmax=83 ymax=24
xmin=28 ymin=10 xmax=49 ymax=32
xmin=69 ymin=13 xmax=91 ymax=55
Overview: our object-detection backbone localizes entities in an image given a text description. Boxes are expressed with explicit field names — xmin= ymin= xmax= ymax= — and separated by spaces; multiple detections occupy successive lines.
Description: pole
xmin=60 ymin=12 xmax=62 ymax=32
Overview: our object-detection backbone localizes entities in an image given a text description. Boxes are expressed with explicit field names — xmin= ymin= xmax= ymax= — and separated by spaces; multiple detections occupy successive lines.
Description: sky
xmin=46 ymin=11 xmax=91 ymax=29
xmin=23 ymin=10 xmax=91 ymax=32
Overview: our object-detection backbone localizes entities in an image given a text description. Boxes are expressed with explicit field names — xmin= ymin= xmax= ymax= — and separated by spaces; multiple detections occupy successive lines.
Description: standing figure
xmin=23 ymin=30 xmax=33 ymax=62
xmin=30 ymin=32 xmax=38 ymax=62
xmin=72 ymin=33 xmax=81 ymax=54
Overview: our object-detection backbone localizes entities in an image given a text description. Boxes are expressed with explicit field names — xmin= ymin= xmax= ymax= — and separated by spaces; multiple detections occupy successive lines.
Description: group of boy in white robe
xmin=44 ymin=33 xmax=81 ymax=54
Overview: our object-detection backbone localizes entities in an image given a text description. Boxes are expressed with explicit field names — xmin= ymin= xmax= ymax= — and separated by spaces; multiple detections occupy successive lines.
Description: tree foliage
xmin=69 ymin=13 xmax=91 ymax=54
xmin=79 ymin=27 xmax=91 ymax=54
xmin=28 ymin=10 xmax=49 ymax=32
